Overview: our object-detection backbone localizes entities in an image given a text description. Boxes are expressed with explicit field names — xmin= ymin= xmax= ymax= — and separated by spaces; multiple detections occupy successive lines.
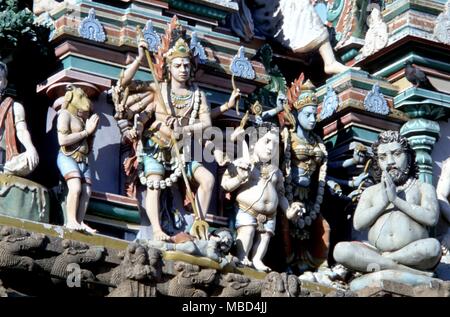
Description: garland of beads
xmin=282 ymin=128 xmax=328 ymax=237
xmin=136 ymin=86 xmax=201 ymax=190
xmin=187 ymin=85 xmax=201 ymax=125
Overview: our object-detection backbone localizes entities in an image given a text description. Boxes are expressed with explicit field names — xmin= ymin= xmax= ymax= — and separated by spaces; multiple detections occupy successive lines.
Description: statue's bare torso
xmin=235 ymin=166 xmax=282 ymax=215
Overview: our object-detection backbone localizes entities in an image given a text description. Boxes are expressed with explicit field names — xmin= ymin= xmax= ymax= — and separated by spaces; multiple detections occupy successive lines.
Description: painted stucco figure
xmin=221 ymin=124 xmax=290 ymax=272
xmin=140 ymin=228 xmax=234 ymax=268
xmin=56 ymin=84 xmax=99 ymax=233
xmin=436 ymin=157 xmax=450 ymax=255
xmin=0 ymin=62 xmax=39 ymax=177
xmin=279 ymin=75 xmax=330 ymax=271
xmin=115 ymin=17 xmax=240 ymax=241
xmin=230 ymin=0 xmax=356 ymax=75
xmin=334 ymin=130 xmax=442 ymax=276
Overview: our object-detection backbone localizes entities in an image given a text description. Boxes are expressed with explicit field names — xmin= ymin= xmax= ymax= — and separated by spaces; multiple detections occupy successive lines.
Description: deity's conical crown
xmin=293 ymin=79 xmax=318 ymax=110
xmin=164 ymin=37 xmax=191 ymax=61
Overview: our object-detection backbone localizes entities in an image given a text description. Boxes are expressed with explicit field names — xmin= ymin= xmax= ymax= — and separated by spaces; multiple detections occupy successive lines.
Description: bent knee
xmin=333 ymin=242 xmax=353 ymax=264
xmin=423 ymin=238 xmax=442 ymax=259
xmin=200 ymin=172 xmax=215 ymax=189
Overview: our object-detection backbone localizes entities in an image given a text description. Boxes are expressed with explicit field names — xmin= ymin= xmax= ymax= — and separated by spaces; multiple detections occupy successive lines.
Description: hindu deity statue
xmin=56 ymin=84 xmax=99 ymax=233
xmin=113 ymin=17 xmax=240 ymax=241
xmin=279 ymin=75 xmax=330 ymax=271
xmin=0 ymin=62 xmax=39 ymax=177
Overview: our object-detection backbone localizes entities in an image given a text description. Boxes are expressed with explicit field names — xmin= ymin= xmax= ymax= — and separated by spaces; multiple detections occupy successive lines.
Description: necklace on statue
xmin=171 ymin=90 xmax=193 ymax=109
xmin=255 ymin=162 xmax=274 ymax=180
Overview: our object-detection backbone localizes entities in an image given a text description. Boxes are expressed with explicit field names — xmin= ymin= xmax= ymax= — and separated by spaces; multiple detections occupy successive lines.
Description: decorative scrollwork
xmin=143 ymin=20 xmax=161 ymax=52
xmin=230 ymin=46 xmax=255 ymax=80
xmin=364 ymin=83 xmax=389 ymax=115
xmin=78 ymin=8 xmax=106 ymax=42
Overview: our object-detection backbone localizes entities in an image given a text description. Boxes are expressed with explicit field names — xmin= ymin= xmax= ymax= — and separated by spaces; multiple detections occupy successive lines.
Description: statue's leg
xmin=79 ymin=183 xmax=97 ymax=234
xmin=192 ymin=165 xmax=215 ymax=218
xmin=236 ymin=225 xmax=256 ymax=267
xmin=145 ymin=174 xmax=169 ymax=241
xmin=65 ymin=177 xmax=83 ymax=230
xmin=334 ymin=241 xmax=434 ymax=276
xmin=251 ymin=232 xmax=272 ymax=272
xmin=319 ymin=41 xmax=357 ymax=75
xmin=382 ymin=238 xmax=442 ymax=271
xmin=77 ymin=164 xmax=96 ymax=233
xmin=143 ymin=156 xmax=170 ymax=241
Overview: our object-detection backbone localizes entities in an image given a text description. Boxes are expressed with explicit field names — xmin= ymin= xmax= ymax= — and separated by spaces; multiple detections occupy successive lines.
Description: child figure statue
xmin=221 ymin=124 xmax=291 ymax=272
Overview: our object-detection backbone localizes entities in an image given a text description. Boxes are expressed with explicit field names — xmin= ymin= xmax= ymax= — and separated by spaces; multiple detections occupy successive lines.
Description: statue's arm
xmin=437 ymin=159 xmax=450 ymax=224
xmin=13 ymin=102 xmax=37 ymax=153
xmin=276 ymin=170 xmax=290 ymax=212
xmin=353 ymin=185 xmax=388 ymax=230
xmin=121 ymin=53 xmax=143 ymax=87
xmin=57 ymin=111 xmax=87 ymax=146
xmin=393 ymin=183 xmax=439 ymax=227
xmin=221 ymin=165 xmax=246 ymax=193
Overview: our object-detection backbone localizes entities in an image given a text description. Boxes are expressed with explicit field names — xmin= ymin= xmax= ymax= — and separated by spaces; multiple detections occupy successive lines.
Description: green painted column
xmin=395 ymin=88 xmax=450 ymax=184
xmin=400 ymin=118 xmax=440 ymax=184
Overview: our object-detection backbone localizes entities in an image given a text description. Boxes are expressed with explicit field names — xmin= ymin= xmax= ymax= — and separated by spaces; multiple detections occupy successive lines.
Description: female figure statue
xmin=280 ymin=75 xmax=330 ymax=271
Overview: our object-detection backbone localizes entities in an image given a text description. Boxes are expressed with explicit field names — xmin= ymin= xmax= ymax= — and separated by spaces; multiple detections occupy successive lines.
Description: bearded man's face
xmin=377 ymin=141 xmax=409 ymax=185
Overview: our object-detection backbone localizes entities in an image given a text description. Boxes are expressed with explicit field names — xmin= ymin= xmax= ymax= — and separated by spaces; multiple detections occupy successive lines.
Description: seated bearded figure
xmin=333 ymin=130 xmax=441 ymax=276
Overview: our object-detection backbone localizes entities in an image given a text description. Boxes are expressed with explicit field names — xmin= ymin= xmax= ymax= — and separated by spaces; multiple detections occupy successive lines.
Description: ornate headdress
xmin=293 ymin=79 xmax=318 ymax=110
xmin=154 ymin=16 xmax=194 ymax=81
xmin=164 ymin=37 xmax=191 ymax=61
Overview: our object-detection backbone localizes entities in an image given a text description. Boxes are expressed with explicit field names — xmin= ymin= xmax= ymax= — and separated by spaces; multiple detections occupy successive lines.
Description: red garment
xmin=0 ymin=97 xmax=19 ymax=161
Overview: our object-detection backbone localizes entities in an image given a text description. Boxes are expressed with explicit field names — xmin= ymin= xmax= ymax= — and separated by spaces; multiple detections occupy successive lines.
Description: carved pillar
xmin=400 ymin=118 xmax=440 ymax=184
xmin=395 ymin=88 xmax=450 ymax=184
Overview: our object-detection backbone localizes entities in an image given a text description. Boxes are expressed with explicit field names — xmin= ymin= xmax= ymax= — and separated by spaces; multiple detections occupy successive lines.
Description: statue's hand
xmin=383 ymin=171 xmax=397 ymax=203
xmin=352 ymin=147 xmax=366 ymax=165
xmin=286 ymin=202 xmax=305 ymax=221
xmin=172 ymin=122 xmax=183 ymax=141
xmin=353 ymin=172 xmax=370 ymax=188
xmin=137 ymin=37 xmax=149 ymax=60
xmin=128 ymin=127 xmax=140 ymax=140
xmin=276 ymin=91 xmax=287 ymax=112
xmin=234 ymin=158 xmax=250 ymax=182
xmin=25 ymin=147 xmax=39 ymax=171
xmin=165 ymin=116 xmax=177 ymax=129
xmin=230 ymin=126 xmax=245 ymax=142
xmin=86 ymin=114 xmax=100 ymax=135
xmin=228 ymin=88 xmax=241 ymax=110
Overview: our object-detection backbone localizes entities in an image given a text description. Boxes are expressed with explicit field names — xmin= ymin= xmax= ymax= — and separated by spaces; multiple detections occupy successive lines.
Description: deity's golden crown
xmin=293 ymin=79 xmax=318 ymax=110
xmin=164 ymin=38 xmax=191 ymax=61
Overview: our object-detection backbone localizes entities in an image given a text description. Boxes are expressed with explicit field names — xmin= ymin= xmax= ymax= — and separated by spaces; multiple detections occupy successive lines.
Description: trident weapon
xmin=136 ymin=26 xmax=209 ymax=240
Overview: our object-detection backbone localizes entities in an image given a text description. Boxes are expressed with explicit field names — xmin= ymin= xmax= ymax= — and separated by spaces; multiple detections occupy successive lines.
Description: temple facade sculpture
xmin=360 ymin=7 xmax=389 ymax=58
xmin=230 ymin=0 xmax=356 ymax=75
xmin=113 ymin=17 xmax=240 ymax=241
xmin=56 ymin=84 xmax=99 ymax=232
xmin=221 ymin=124 xmax=290 ymax=272
xmin=0 ymin=62 xmax=39 ymax=177
xmin=436 ymin=157 xmax=450 ymax=255
xmin=279 ymin=76 xmax=330 ymax=271
xmin=334 ymin=130 xmax=442 ymax=277
xmin=140 ymin=228 xmax=234 ymax=268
